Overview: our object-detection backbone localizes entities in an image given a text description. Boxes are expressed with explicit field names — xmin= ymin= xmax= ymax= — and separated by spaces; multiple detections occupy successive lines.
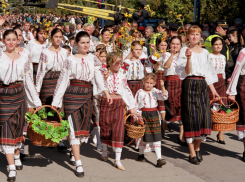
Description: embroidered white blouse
xmin=105 ymin=71 xmax=136 ymax=110
xmin=135 ymin=88 xmax=168 ymax=113
xmin=176 ymin=47 xmax=218 ymax=85
xmin=25 ymin=40 xmax=50 ymax=63
xmin=0 ymin=52 xmax=41 ymax=108
xmin=35 ymin=48 xmax=68 ymax=92
xmin=227 ymin=48 xmax=245 ymax=95
xmin=121 ymin=57 xmax=152 ymax=80
xmin=210 ymin=53 xmax=226 ymax=79
xmin=51 ymin=53 xmax=106 ymax=107
xmin=97 ymin=42 xmax=114 ymax=53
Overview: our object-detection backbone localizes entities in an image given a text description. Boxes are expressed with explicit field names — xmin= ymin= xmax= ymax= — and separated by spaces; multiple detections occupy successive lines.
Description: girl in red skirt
xmin=149 ymin=37 xmax=168 ymax=131
xmin=209 ymin=37 xmax=227 ymax=144
xmin=100 ymin=53 xmax=137 ymax=171
xmin=136 ymin=73 xmax=168 ymax=167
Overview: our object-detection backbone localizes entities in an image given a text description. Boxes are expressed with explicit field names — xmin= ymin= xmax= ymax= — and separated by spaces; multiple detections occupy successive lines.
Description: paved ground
xmin=0 ymin=123 xmax=244 ymax=182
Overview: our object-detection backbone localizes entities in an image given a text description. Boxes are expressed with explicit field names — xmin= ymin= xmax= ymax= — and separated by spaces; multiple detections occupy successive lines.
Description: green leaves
xmin=25 ymin=110 xmax=70 ymax=144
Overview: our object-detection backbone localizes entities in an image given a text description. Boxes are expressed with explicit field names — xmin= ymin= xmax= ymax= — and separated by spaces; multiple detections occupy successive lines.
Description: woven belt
xmin=166 ymin=75 xmax=180 ymax=81
xmin=217 ymin=74 xmax=223 ymax=78
xmin=70 ymin=80 xmax=92 ymax=87
xmin=187 ymin=76 xmax=204 ymax=80
xmin=141 ymin=107 xmax=158 ymax=111
xmin=0 ymin=81 xmax=23 ymax=87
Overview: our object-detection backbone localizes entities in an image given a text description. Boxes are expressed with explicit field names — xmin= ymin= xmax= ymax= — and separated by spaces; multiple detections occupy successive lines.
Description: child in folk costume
xmin=148 ymin=36 xmax=168 ymax=135
xmin=36 ymin=28 xmax=69 ymax=151
xmin=151 ymin=36 xmax=186 ymax=146
xmin=25 ymin=26 xmax=50 ymax=84
xmin=176 ymin=25 xmax=220 ymax=165
xmin=0 ymin=30 xmax=42 ymax=182
xmin=227 ymin=48 xmax=245 ymax=161
xmin=100 ymin=53 xmax=137 ymax=171
xmin=136 ymin=73 xmax=168 ymax=167
xmin=96 ymin=28 xmax=115 ymax=53
xmin=51 ymin=31 xmax=112 ymax=178
xmin=91 ymin=44 xmax=108 ymax=151
xmin=122 ymin=41 xmax=152 ymax=149
xmin=209 ymin=37 xmax=227 ymax=144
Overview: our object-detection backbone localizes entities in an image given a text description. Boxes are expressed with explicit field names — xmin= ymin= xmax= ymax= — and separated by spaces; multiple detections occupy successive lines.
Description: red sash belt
xmin=141 ymin=107 xmax=158 ymax=111
xmin=187 ymin=76 xmax=204 ymax=80
xmin=166 ymin=75 xmax=180 ymax=81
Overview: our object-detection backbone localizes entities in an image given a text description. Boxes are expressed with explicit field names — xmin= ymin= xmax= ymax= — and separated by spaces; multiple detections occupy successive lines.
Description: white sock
xmin=8 ymin=164 xmax=16 ymax=177
xmin=102 ymin=143 xmax=108 ymax=157
xmin=115 ymin=148 xmax=122 ymax=166
xmin=70 ymin=151 xmax=75 ymax=162
xmin=14 ymin=155 xmax=22 ymax=166
xmin=75 ymin=160 xmax=84 ymax=173
xmin=139 ymin=140 xmax=145 ymax=155
xmin=135 ymin=138 xmax=141 ymax=149
xmin=154 ymin=142 xmax=162 ymax=160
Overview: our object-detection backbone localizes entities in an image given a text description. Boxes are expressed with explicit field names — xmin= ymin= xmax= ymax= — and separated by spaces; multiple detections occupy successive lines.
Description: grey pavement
xmin=0 ymin=123 xmax=244 ymax=182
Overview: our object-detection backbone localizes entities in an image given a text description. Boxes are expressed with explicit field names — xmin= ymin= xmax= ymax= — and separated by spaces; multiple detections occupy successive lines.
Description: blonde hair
xmin=131 ymin=41 xmax=143 ymax=50
xmin=188 ymin=25 xmax=202 ymax=35
xmin=144 ymin=73 xmax=157 ymax=82
xmin=106 ymin=52 xmax=123 ymax=68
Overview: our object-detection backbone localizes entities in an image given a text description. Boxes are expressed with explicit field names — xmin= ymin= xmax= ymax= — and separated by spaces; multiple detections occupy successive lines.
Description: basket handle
xmin=33 ymin=105 xmax=62 ymax=121
xmin=124 ymin=113 xmax=144 ymax=125
xmin=210 ymin=97 xmax=240 ymax=113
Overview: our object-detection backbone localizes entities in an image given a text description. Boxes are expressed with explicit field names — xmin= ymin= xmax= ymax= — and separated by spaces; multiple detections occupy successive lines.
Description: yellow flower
xmin=48 ymin=21 xmax=51 ymax=24
xmin=169 ymin=11 xmax=172 ymax=14
xmin=1 ymin=0 xmax=4 ymax=3
xmin=131 ymin=45 xmax=134 ymax=49
xmin=140 ymin=40 xmax=144 ymax=45
xmin=110 ymin=34 xmax=113 ymax=38
xmin=128 ymin=14 xmax=132 ymax=18
xmin=2 ymin=4 xmax=6 ymax=8
xmin=176 ymin=14 xmax=182 ymax=18
xmin=135 ymin=29 xmax=137 ymax=32
xmin=159 ymin=50 xmax=163 ymax=53
xmin=6 ymin=12 xmax=9 ymax=15
xmin=3 ymin=9 xmax=5 ymax=12
xmin=124 ymin=13 xmax=128 ymax=17
xmin=40 ymin=22 xmax=42 ymax=25
xmin=128 ymin=23 xmax=131 ymax=25
xmin=6 ymin=3 xmax=9 ymax=6
xmin=161 ymin=37 xmax=166 ymax=42
xmin=154 ymin=52 xmax=161 ymax=59
xmin=46 ymin=35 xmax=49 ymax=39
xmin=43 ymin=19 xmax=47 ymax=23
xmin=46 ymin=28 xmax=49 ymax=31
xmin=120 ymin=27 xmax=124 ymax=32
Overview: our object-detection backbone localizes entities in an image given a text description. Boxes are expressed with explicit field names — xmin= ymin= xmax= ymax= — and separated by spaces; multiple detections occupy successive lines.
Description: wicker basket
xmin=124 ymin=113 xmax=145 ymax=139
xmin=211 ymin=97 xmax=239 ymax=131
xmin=28 ymin=105 xmax=63 ymax=147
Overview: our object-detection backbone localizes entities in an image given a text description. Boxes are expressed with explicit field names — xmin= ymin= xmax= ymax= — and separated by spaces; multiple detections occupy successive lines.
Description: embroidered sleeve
xmin=35 ymin=52 xmax=48 ymax=92
xmin=153 ymin=88 xmax=168 ymax=101
xmin=227 ymin=49 xmax=245 ymax=95
xmin=23 ymin=55 xmax=42 ymax=108
xmin=122 ymin=77 xmax=137 ymax=110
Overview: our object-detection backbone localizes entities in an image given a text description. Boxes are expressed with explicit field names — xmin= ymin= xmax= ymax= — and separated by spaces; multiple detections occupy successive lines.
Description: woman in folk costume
xmin=176 ymin=25 xmax=220 ymax=165
xmin=51 ymin=31 xmax=112 ymax=178
xmin=100 ymin=53 xmax=137 ymax=171
xmin=150 ymin=36 xmax=186 ymax=146
xmin=35 ymin=28 xmax=69 ymax=151
xmin=36 ymin=28 xmax=68 ymax=106
xmin=91 ymin=44 xmax=108 ymax=151
xmin=208 ymin=37 xmax=227 ymax=144
xmin=227 ymin=48 xmax=245 ymax=161
xmin=96 ymin=28 xmax=115 ymax=53
xmin=0 ymin=30 xmax=42 ymax=182
xmin=136 ymin=73 xmax=168 ymax=167
xmin=25 ymin=26 xmax=50 ymax=84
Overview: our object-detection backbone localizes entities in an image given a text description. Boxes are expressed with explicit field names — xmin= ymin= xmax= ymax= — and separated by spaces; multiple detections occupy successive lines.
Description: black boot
xmin=138 ymin=154 xmax=146 ymax=162
xmin=7 ymin=170 xmax=16 ymax=182
xmin=189 ymin=156 xmax=200 ymax=165
xmin=242 ymin=152 xmax=245 ymax=162
xmin=156 ymin=158 xmax=167 ymax=167
xmin=195 ymin=150 xmax=203 ymax=162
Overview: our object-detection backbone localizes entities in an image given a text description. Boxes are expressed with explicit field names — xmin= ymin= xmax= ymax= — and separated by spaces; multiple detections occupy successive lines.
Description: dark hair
xmin=211 ymin=37 xmax=223 ymax=45
xmin=131 ymin=41 xmax=143 ymax=49
xmin=13 ymin=26 xmax=22 ymax=32
xmin=75 ymin=31 xmax=90 ymax=43
xmin=101 ymin=28 xmax=110 ymax=35
xmin=62 ymin=45 xmax=71 ymax=52
xmin=169 ymin=36 xmax=182 ymax=45
xmin=51 ymin=28 xmax=63 ymax=37
xmin=229 ymin=29 xmax=244 ymax=46
xmin=156 ymin=37 xmax=168 ymax=47
xmin=36 ymin=26 xmax=47 ymax=40
xmin=3 ymin=29 xmax=18 ymax=40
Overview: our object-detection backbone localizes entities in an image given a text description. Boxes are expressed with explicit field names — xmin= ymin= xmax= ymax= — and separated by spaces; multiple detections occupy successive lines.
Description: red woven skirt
xmin=155 ymin=71 xmax=166 ymax=111
xmin=209 ymin=74 xmax=226 ymax=101
xmin=99 ymin=95 xmax=125 ymax=148
xmin=165 ymin=75 xmax=182 ymax=122
xmin=127 ymin=80 xmax=143 ymax=97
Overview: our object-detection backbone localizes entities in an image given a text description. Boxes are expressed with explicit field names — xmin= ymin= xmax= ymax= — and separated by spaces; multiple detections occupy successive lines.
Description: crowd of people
xmin=0 ymin=11 xmax=245 ymax=182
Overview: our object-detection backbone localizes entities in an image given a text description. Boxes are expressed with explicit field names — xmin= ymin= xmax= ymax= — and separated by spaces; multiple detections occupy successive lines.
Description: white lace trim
xmin=0 ymin=143 xmax=22 ymax=154
xmin=237 ymin=130 xmax=245 ymax=140
xmin=186 ymin=136 xmax=206 ymax=144
xmin=139 ymin=140 xmax=161 ymax=152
